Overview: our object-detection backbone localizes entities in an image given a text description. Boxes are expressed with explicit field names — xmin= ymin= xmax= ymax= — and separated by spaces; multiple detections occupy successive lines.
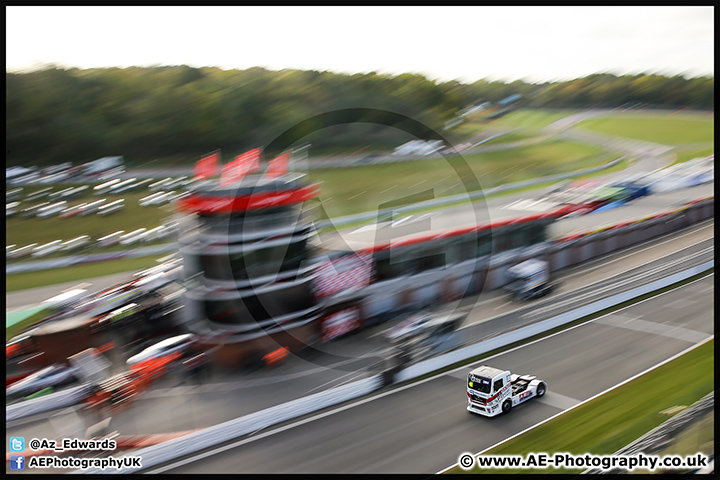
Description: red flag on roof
xmin=194 ymin=151 xmax=220 ymax=180
xmin=265 ymin=152 xmax=290 ymax=178
xmin=220 ymin=148 xmax=261 ymax=186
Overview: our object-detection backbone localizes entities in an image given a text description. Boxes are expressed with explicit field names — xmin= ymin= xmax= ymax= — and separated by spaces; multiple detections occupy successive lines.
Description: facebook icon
xmin=10 ymin=455 xmax=25 ymax=470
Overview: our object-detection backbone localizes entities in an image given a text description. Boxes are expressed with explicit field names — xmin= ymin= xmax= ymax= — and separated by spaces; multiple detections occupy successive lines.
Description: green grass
xmin=671 ymin=146 xmax=715 ymax=165
xmin=452 ymin=339 xmax=714 ymax=474
xmin=480 ymin=132 xmax=536 ymax=146
xmin=6 ymin=254 xmax=163 ymax=292
xmin=309 ymin=138 xmax=609 ymax=219
xmin=443 ymin=121 xmax=516 ymax=145
xmin=6 ymin=306 xmax=51 ymax=341
xmin=646 ymin=410 xmax=714 ymax=462
xmin=493 ymin=109 xmax=581 ymax=131
xmin=578 ymin=114 xmax=714 ymax=145
xmin=6 ymin=185 xmax=176 ymax=249
xmin=319 ymin=156 xmax=629 ymax=234
xmin=446 ymin=121 xmax=496 ymax=139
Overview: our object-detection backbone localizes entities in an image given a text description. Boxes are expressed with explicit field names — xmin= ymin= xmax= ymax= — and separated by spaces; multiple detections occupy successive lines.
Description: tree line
xmin=5 ymin=65 xmax=714 ymax=167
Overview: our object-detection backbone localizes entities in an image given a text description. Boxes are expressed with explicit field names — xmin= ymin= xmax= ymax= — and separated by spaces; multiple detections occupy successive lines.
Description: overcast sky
xmin=5 ymin=6 xmax=714 ymax=83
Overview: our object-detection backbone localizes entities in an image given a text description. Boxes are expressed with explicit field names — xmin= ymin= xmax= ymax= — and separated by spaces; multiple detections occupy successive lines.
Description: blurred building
xmin=177 ymin=173 xmax=325 ymax=367
xmin=174 ymin=170 xmax=561 ymax=368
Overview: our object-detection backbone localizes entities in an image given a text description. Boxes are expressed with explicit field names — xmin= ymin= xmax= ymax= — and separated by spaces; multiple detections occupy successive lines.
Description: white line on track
xmin=596 ymin=315 xmax=709 ymax=343
xmin=350 ymin=224 xmax=378 ymax=234
xmin=379 ymin=185 xmax=399 ymax=195
xmin=347 ymin=191 xmax=367 ymax=200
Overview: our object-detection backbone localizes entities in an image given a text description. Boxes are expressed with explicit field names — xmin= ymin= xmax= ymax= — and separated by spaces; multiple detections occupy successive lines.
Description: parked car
xmin=119 ymin=228 xmax=147 ymax=245
xmin=139 ymin=192 xmax=168 ymax=207
xmin=36 ymin=201 xmax=68 ymax=218
xmin=97 ymin=166 xmax=125 ymax=180
xmin=6 ymin=201 xmax=21 ymax=217
xmin=93 ymin=179 xmax=122 ymax=195
xmin=8 ymin=243 xmax=38 ymax=260
xmin=21 ymin=202 xmax=49 ymax=217
xmin=41 ymin=288 xmax=89 ymax=311
xmin=61 ymin=235 xmax=91 ymax=252
xmin=78 ymin=199 xmax=106 ymax=216
xmin=37 ymin=171 xmax=70 ymax=184
xmin=107 ymin=178 xmax=136 ymax=194
xmin=126 ymin=334 xmax=196 ymax=366
xmin=6 ymin=188 xmax=23 ymax=201
xmin=153 ymin=224 xmax=177 ymax=241
xmin=119 ymin=178 xmax=153 ymax=192
xmin=97 ymin=199 xmax=125 ymax=215
xmin=142 ymin=226 xmax=166 ymax=243
xmin=25 ymin=187 xmax=53 ymax=202
xmin=64 ymin=185 xmax=89 ymax=198
xmin=149 ymin=178 xmax=173 ymax=192
xmin=49 ymin=187 xmax=75 ymax=200
xmin=32 ymin=240 xmax=63 ymax=257
xmin=162 ymin=177 xmax=187 ymax=190
xmin=59 ymin=203 xmax=88 ymax=218
xmin=95 ymin=231 xmax=125 ymax=248
xmin=11 ymin=172 xmax=40 ymax=185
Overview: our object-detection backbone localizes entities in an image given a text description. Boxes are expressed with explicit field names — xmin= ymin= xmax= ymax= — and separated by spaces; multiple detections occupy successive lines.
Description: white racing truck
xmin=466 ymin=365 xmax=547 ymax=417
xmin=505 ymin=258 xmax=556 ymax=301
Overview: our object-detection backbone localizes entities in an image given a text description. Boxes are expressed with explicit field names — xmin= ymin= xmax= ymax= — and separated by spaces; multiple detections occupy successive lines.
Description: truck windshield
xmin=468 ymin=375 xmax=492 ymax=394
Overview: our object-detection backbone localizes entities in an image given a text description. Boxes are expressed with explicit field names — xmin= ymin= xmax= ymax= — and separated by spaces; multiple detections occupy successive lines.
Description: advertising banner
xmin=321 ymin=308 xmax=361 ymax=342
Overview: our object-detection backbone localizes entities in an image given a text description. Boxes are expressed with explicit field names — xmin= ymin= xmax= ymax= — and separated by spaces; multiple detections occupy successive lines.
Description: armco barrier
xmin=394 ymin=259 xmax=713 ymax=383
xmin=6 ymin=384 xmax=93 ymax=423
xmin=78 ymin=374 xmax=382 ymax=474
